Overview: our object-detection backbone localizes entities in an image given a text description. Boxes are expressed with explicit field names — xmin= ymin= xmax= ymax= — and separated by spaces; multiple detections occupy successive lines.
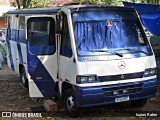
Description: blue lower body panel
xmin=73 ymin=79 xmax=157 ymax=107
xmin=34 ymin=79 xmax=55 ymax=97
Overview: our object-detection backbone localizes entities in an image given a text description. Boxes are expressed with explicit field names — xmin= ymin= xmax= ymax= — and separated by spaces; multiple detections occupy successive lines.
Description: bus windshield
xmin=72 ymin=10 xmax=150 ymax=56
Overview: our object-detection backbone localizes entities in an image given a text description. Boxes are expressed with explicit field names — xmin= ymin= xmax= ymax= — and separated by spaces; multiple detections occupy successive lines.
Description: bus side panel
xmin=6 ymin=28 xmax=28 ymax=74
xmin=27 ymin=43 xmax=57 ymax=97
xmin=6 ymin=28 xmax=19 ymax=72
xmin=6 ymin=28 xmax=14 ymax=70
xmin=18 ymin=29 xmax=28 ymax=75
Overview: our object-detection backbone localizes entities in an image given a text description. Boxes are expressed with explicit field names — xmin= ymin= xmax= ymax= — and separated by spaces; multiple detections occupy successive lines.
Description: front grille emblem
xmin=118 ymin=61 xmax=126 ymax=69
xmin=121 ymin=74 xmax=125 ymax=79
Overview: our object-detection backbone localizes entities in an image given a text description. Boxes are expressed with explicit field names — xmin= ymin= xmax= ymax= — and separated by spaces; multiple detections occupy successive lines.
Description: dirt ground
xmin=0 ymin=64 xmax=160 ymax=119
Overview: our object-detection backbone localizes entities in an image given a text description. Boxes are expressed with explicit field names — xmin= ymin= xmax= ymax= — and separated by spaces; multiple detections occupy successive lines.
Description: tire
xmin=20 ymin=67 xmax=28 ymax=88
xmin=130 ymin=98 xmax=148 ymax=107
xmin=64 ymin=89 xmax=80 ymax=118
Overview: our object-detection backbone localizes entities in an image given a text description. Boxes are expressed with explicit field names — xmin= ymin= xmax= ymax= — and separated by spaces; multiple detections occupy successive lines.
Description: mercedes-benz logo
xmin=118 ymin=61 xmax=126 ymax=69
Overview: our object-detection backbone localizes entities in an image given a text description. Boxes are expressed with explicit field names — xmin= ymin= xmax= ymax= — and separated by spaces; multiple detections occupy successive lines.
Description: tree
xmin=72 ymin=0 xmax=159 ymax=5
xmin=72 ymin=0 xmax=121 ymax=5
xmin=49 ymin=0 xmax=71 ymax=5
xmin=10 ymin=0 xmax=49 ymax=9
xmin=30 ymin=0 xmax=49 ymax=8
xmin=10 ymin=0 xmax=160 ymax=9
xmin=147 ymin=0 xmax=160 ymax=4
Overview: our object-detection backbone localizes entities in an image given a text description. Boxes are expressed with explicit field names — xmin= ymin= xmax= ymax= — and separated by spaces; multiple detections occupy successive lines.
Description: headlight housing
xmin=144 ymin=68 xmax=156 ymax=77
xmin=76 ymin=75 xmax=97 ymax=83
xmin=150 ymin=69 xmax=156 ymax=74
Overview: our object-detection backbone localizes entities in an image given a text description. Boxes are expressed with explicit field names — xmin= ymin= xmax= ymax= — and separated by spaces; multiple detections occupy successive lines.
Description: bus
xmin=6 ymin=4 xmax=157 ymax=117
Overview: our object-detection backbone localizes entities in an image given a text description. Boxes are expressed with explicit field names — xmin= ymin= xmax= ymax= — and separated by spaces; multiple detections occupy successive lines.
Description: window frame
xmin=71 ymin=10 xmax=152 ymax=57
xmin=60 ymin=15 xmax=72 ymax=58
xmin=26 ymin=16 xmax=56 ymax=55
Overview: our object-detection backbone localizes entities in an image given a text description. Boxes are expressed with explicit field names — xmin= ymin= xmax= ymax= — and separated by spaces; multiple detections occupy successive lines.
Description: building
xmin=0 ymin=0 xmax=14 ymax=28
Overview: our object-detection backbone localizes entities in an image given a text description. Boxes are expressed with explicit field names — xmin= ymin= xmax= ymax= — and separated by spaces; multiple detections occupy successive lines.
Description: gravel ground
xmin=0 ymin=64 xmax=160 ymax=119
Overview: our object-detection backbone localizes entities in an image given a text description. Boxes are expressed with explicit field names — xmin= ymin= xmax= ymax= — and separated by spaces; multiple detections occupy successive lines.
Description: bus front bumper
xmin=73 ymin=79 xmax=157 ymax=107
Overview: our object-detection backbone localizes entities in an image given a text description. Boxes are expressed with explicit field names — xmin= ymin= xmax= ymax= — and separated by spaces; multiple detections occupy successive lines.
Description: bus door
xmin=26 ymin=15 xmax=58 ymax=97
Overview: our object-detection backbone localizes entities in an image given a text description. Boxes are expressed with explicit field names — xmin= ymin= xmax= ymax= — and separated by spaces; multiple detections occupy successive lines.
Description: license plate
xmin=115 ymin=96 xmax=129 ymax=103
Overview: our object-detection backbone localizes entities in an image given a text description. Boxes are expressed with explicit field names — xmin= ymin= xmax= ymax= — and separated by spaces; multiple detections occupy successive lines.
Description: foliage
xmin=10 ymin=0 xmax=49 ymax=9
xmin=50 ymin=0 xmax=71 ymax=5
xmin=10 ymin=0 xmax=160 ymax=9
xmin=29 ymin=0 xmax=49 ymax=8
xmin=72 ymin=0 xmax=159 ymax=6
xmin=72 ymin=0 xmax=126 ymax=6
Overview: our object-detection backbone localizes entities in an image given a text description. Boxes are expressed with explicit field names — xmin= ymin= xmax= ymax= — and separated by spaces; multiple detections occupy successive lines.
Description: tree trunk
xmin=22 ymin=0 xmax=26 ymax=8
xmin=16 ymin=0 xmax=20 ymax=9
xmin=26 ymin=0 xmax=31 ymax=8
xmin=22 ymin=0 xmax=31 ymax=8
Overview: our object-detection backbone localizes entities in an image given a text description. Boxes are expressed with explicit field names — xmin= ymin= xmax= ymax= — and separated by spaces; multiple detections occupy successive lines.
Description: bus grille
xmin=102 ymin=83 xmax=143 ymax=96
xmin=98 ymin=72 xmax=144 ymax=82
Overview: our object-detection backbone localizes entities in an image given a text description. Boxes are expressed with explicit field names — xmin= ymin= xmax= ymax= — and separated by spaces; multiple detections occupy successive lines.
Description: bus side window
xmin=60 ymin=15 xmax=72 ymax=57
xmin=19 ymin=16 xmax=25 ymax=29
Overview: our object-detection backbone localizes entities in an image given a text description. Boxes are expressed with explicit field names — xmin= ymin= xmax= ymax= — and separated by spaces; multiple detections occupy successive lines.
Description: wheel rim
xmin=67 ymin=96 xmax=75 ymax=111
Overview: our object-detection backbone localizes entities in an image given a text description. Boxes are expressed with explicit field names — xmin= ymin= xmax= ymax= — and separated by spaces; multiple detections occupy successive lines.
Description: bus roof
xmin=70 ymin=6 xmax=135 ymax=12
xmin=7 ymin=8 xmax=58 ymax=14
xmin=7 ymin=5 xmax=135 ymax=15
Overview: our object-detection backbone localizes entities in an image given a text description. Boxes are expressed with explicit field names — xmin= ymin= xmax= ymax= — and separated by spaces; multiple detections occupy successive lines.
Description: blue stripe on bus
xmin=17 ymin=30 xmax=26 ymax=65
xmin=27 ymin=43 xmax=56 ymax=97
xmin=17 ymin=42 xmax=23 ymax=64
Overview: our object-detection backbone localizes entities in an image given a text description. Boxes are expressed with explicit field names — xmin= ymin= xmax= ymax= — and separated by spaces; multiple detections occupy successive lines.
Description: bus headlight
xmin=144 ymin=68 xmax=156 ymax=76
xmin=144 ymin=70 xmax=150 ymax=76
xmin=76 ymin=75 xmax=97 ymax=83
xmin=150 ymin=69 xmax=156 ymax=74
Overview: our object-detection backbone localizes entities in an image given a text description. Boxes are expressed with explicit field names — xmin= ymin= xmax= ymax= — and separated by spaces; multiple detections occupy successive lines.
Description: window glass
xmin=60 ymin=15 xmax=72 ymax=57
xmin=27 ymin=17 xmax=55 ymax=55
xmin=27 ymin=17 xmax=55 ymax=46
xmin=19 ymin=16 xmax=25 ymax=29
xmin=10 ymin=15 xmax=18 ymax=29
xmin=72 ymin=11 xmax=151 ymax=56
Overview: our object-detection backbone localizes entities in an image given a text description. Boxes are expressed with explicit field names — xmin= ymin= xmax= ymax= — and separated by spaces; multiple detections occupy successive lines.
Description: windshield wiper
xmin=84 ymin=50 xmax=123 ymax=57
xmin=121 ymin=48 xmax=148 ymax=54
xmin=115 ymin=48 xmax=149 ymax=54
xmin=112 ymin=51 xmax=123 ymax=57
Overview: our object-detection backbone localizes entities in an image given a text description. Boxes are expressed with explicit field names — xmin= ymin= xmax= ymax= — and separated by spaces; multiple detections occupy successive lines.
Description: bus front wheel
xmin=64 ymin=89 xmax=80 ymax=117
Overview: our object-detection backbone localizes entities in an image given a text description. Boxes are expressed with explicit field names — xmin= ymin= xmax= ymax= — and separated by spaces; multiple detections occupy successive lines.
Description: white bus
xmin=6 ymin=4 xmax=157 ymax=117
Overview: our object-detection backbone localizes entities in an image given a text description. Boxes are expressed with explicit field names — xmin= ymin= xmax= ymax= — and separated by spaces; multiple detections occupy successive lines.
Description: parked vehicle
xmin=0 ymin=30 xmax=7 ymax=69
xmin=6 ymin=4 xmax=157 ymax=117
xmin=0 ymin=28 xmax=7 ymax=35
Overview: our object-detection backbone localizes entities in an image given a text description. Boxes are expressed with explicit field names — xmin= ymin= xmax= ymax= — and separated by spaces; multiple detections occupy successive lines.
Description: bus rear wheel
xmin=20 ymin=67 xmax=28 ymax=88
xmin=130 ymin=98 xmax=148 ymax=107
